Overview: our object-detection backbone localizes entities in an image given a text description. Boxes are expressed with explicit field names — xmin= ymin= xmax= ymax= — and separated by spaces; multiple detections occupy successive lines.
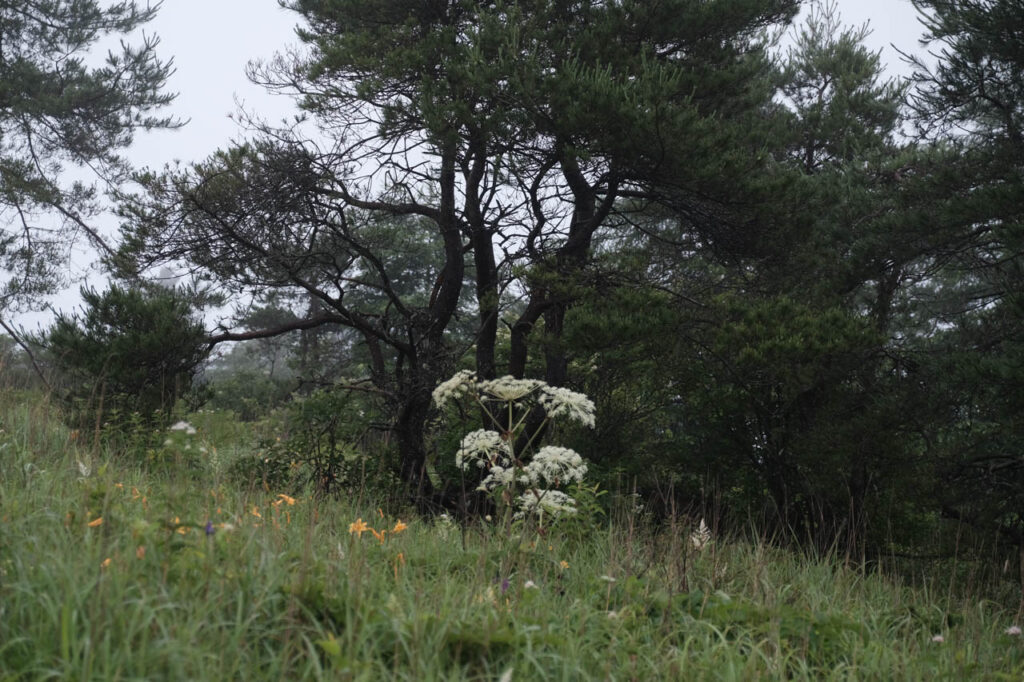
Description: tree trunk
xmin=473 ymin=229 xmax=499 ymax=381
xmin=394 ymin=391 xmax=437 ymax=502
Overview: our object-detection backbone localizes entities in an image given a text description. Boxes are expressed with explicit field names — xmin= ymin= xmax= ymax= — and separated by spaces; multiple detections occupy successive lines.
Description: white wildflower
xmin=523 ymin=580 xmax=539 ymax=589
xmin=478 ymin=375 xmax=543 ymax=402
xmin=432 ymin=370 xmax=477 ymax=407
xmin=600 ymin=575 xmax=617 ymax=583
xmin=478 ymin=464 xmax=516 ymax=491
xmin=455 ymin=429 xmax=511 ymax=471
xmin=169 ymin=421 xmax=197 ymax=435
xmin=435 ymin=513 xmax=455 ymax=539
xmin=514 ymin=489 xmax=578 ymax=519
xmin=519 ymin=446 xmax=587 ymax=487
xmin=75 ymin=459 xmax=92 ymax=478
xmin=931 ymin=634 xmax=944 ymax=643
xmin=690 ymin=518 xmax=712 ymax=551
xmin=1006 ymin=625 xmax=1022 ymax=636
xmin=538 ymin=386 xmax=596 ymax=428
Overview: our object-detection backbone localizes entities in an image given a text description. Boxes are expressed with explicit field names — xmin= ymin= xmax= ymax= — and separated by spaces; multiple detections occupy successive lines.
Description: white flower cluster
xmin=169 ymin=420 xmax=198 ymax=435
xmin=434 ymin=371 xmax=595 ymax=430
xmin=519 ymin=446 xmax=587 ymax=487
xmin=478 ymin=464 xmax=516 ymax=492
xmin=455 ymin=429 xmax=511 ymax=471
xmin=478 ymin=376 xmax=543 ymax=402
xmin=690 ymin=518 xmax=712 ymax=551
xmin=432 ymin=369 xmax=477 ymax=407
xmin=538 ymin=386 xmax=596 ymax=428
xmin=435 ymin=371 xmax=596 ymax=521
xmin=514 ymin=489 xmax=578 ymax=519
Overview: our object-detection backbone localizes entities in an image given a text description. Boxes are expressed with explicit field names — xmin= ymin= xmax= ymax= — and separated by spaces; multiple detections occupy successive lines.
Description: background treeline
xmin=3 ymin=0 xmax=1023 ymax=567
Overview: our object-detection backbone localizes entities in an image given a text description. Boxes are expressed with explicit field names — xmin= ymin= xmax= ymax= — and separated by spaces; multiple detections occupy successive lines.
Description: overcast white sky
xmin=14 ymin=0 xmax=932 ymax=330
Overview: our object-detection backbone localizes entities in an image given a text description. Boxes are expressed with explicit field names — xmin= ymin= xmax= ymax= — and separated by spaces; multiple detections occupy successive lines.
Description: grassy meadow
xmin=2 ymin=388 xmax=1024 ymax=681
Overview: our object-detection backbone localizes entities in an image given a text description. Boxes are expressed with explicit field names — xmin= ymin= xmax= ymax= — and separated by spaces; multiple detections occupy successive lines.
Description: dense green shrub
xmin=228 ymin=389 xmax=398 ymax=496
xmin=43 ymin=284 xmax=208 ymax=434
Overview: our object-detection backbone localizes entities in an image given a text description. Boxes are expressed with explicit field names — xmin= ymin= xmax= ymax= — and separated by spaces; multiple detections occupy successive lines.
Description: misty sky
xmin=16 ymin=0 xmax=934 ymax=328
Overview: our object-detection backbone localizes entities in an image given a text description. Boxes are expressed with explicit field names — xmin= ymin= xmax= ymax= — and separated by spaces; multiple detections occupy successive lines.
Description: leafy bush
xmin=228 ymin=389 xmax=397 ymax=496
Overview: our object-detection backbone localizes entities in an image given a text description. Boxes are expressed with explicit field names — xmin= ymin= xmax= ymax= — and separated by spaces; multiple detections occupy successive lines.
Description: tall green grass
xmin=2 ymin=389 xmax=1023 ymax=680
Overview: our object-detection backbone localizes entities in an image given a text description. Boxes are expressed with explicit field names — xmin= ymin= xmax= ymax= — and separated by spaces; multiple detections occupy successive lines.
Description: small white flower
xmin=1006 ymin=625 xmax=1022 ymax=636
xmin=690 ymin=519 xmax=712 ymax=551
xmin=169 ymin=421 xmax=197 ymax=435
xmin=599 ymin=575 xmax=617 ymax=583
xmin=523 ymin=580 xmax=538 ymax=589
xmin=931 ymin=634 xmax=944 ymax=643
xmin=75 ymin=459 xmax=92 ymax=478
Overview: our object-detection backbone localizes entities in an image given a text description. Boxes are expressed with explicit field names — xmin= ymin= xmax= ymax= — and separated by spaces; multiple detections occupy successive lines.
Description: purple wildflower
xmin=205 ymin=520 xmax=215 ymax=536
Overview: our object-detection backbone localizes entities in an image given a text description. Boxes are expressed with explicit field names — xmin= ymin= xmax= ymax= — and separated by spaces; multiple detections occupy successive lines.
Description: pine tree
xmin=121 ymin=1 xmax=801 ymax=502
xmin=0 ymin=1 xmax=177 ymax=315
xmin=905 ymin=0 xmax=1024 ymax=546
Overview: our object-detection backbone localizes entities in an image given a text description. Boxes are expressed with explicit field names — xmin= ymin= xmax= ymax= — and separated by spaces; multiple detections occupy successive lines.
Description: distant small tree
xmin=44 ymin=284 xmax=208 ymax=430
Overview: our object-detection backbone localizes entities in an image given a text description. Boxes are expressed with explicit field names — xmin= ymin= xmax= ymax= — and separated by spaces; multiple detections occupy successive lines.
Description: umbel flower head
xmin=432 ymin=371 xmax=596 ymax=430
xmin=477 ymin=464 xmax=516 ymax=492
xmin=514 ymin=489 xmax=578 ymax=519
xmin=519 ymin=446 xmax=587 ymax=487
xmin=478 ymin=376 xmax=543 ymax=402
xmin=455 ymin=429 xmax=511 ymax=471
xmin=432 ymin=370 xmax=477 ymax=407
xmin=538 ymin=386 xmax=596 ymax=428
xmin=434 ymin=372 xmax=596 ymax=521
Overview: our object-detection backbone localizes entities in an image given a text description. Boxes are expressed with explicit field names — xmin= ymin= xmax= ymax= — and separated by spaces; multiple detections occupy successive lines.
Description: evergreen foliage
xmin=43 ymin=284 xmax=208 ymax=431
xmin=0 ymin=0 xmax=177 ymax=313
xmin=902 ymin=0 xmax=1024 ymax=547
